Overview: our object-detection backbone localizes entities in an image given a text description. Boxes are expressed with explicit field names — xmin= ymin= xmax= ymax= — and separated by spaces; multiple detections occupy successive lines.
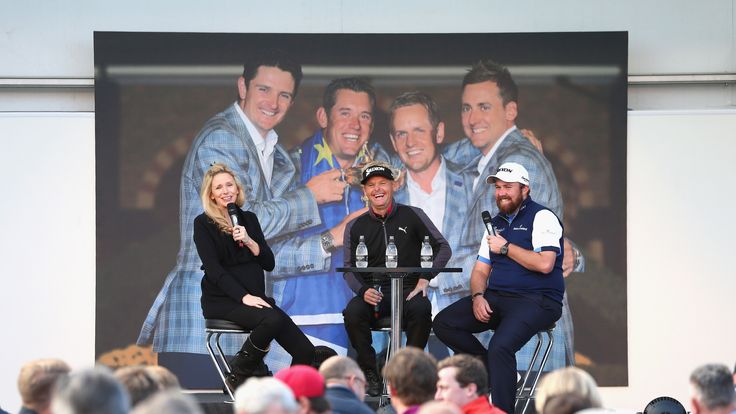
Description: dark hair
xmin=242 ymin=49 xmax=303 ymax=98
xmin=462 ymin=59 xmax=518 ymax=106
xmin=389 ymin=91 xmax=442 ymax=134
xmin=437 ymin=354 xmax=488 ymax=396
xmin=322 ymin=77 xmax=376 ymax=115
xmin=383 ymin=347 xmax=437 ymax=406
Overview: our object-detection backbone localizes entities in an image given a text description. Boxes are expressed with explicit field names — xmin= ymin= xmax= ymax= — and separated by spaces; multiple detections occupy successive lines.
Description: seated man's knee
xmin=432 ymin=308 xmax=452 ymax=335
xmin=406 ymin=295 xmax=431 ymax=317
xmin=342 ymin=299 xmax=367 ymax=326
xmin=488 ymin=333 xmax=518 ymax=357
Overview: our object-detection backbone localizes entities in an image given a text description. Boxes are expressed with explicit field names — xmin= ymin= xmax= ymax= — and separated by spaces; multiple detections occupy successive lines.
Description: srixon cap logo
xmin=498 ymin=167 xmax=514 ymax=173
xmin=365 ymin=166 xmax=388 ymax=174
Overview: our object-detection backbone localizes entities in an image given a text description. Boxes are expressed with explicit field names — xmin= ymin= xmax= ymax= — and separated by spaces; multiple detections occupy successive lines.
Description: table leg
xmin=390 ymin=275 xmax=403 ymax=360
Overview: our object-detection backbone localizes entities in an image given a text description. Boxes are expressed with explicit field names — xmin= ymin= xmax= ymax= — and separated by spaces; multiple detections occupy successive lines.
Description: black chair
xmin=205 ymin=319 xmax=251 ymax=401
xmin=514 ymin=323 xmax=557 ymax=414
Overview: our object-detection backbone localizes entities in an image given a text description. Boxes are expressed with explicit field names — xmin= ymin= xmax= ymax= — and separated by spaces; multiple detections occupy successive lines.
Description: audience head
xmin=132 ymin=390 xmax=203 ymax=414
xmin=435 ymin=354 xmax=488 ymax=408
xmin=417 ymin=400 xmax=463 ymax=414
xmin=144 ymin=365 xmax=180 ymax=390
xmin=542 ymin=392 xmax=596 ymax=414
xmin=535 ymin=367 xmax=602 ymax=414
xmin=690 ymin=363 xmax=736 ymax=414
xmin=114 ymin=365 xmax=160 ymax=407
xmin=319 ymin=355 xmax=368 ymax=401
xmin=383 ymin=347 xmax=438 ymax=408
xmin=17 ymin=358 xmax=71 ymax=414
xmin=235 ymin=377 xmax=299 ymax=414
xmin=52 ymin=367 xmax=130 ymax=414
xmin=275 ymin=365 xmax=330 ymax=414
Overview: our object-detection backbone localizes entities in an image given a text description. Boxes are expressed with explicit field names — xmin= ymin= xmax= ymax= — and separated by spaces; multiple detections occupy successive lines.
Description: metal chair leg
xmin=379 ymin=331 xmax=391 ymax=406
xmin=206 ymin=331 xmax=235 ymax=401
xmin=521 ymin=330 xmax=555 ymax=414
xmin=515 ymin=332 xmax=544 ymax=409
xmin=514 ymin=328 xmax=556 ymax=414
xmin=214 ymin=332 xmax=231 ymax=372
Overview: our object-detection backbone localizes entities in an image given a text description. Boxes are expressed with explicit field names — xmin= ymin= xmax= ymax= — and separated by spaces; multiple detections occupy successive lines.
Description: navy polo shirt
xmin=476 ymin=197 xmax=565 ymax=304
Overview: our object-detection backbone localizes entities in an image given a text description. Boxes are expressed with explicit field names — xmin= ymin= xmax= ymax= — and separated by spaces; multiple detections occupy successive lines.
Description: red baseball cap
xmin=275 ymin=365 xmax=329 ymax=413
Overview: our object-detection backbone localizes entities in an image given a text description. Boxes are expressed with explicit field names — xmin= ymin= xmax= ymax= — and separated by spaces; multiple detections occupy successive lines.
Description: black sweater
xmin=193 ymin=209 xmax=275 ymax=317
xmin=342 ymin=201 xmax=451 ymax=296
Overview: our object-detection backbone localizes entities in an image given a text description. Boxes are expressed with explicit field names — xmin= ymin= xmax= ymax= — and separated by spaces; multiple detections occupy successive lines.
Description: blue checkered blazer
xmin=443 ymin=129 xmax=574 ymax=369
xmin=393 ymin=157 xmax=477 ymax=310
xmin=137 ymin=103 xmax=322 ymax=354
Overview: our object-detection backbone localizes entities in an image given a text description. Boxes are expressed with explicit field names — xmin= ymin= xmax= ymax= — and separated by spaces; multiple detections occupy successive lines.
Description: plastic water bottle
xmin=356 ymin=235 xmax=368 ymax=268
xmin=420 ymin=236 xmax=433 ymax=268
xmin=385 ymin=235 xmax=398 ymax=268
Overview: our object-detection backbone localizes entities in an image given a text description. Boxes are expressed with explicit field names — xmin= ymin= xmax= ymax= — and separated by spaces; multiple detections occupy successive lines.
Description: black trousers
xmin=222 ymin=303 xmax=315 ymax=365
xmin=433 ymin=290 xmax=561 ymax=414
xmin=343 ymin=289 xmax=432 ymax=372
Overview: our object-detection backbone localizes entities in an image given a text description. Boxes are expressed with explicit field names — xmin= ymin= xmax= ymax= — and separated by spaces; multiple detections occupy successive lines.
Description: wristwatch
xmin=471 ymin=292 xmax=484 ymax=300
xmin=320 ymin=231 xmax=336 ymax=253
xmin=499 ymin=241 xmax=510 ymax=256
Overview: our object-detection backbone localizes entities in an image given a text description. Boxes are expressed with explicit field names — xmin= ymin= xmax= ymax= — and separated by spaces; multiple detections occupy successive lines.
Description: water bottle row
xmin=355 ymin=235 xmax=434 ymax=268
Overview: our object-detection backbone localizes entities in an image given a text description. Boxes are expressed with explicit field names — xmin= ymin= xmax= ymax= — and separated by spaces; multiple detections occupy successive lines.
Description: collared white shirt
xmin=234 ymin=102 xmax=278 ymax=186
xmin=472 ymin=125 xmax=518 ymax=191
xmin=406 ymin=157 xmax=447 ymax=234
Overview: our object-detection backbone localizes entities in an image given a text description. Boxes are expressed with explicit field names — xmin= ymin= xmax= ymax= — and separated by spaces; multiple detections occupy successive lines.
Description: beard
xmin=496 ymin=193 xmax=524 ymax=215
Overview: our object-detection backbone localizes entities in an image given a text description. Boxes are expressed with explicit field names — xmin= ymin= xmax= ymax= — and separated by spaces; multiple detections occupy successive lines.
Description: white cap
xmin=486 ymin=162 xmax=530 ymax=186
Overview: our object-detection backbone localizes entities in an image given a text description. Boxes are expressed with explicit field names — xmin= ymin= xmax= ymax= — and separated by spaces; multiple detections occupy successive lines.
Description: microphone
xmin=227 ymin=203 xmax=244 ymax=247
xmin=481 ymin=210 xmax=496 ymax=236
xmin=373 ymin=284 xmax=381 ymax=318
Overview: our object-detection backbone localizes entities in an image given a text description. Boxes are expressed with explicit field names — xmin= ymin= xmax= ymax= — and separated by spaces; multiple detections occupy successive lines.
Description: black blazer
xmin=193 ymin=208 xmax=275 ymax=318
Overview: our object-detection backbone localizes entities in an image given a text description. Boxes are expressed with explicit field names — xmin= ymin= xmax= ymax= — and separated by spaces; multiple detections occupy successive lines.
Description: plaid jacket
xmin=137 ymin=103 xmax=321 ymax=355
xmin=443 ymin=129 xmax=573 ymax=369
xmin=393 ymin=157 xmax=477 ymax=310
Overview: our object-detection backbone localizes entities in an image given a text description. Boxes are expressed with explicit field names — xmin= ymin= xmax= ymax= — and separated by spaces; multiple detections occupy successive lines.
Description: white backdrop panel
xmin=0 ymin=113 xmax=96 ymax=412
xmin=598 ymin=110 xmax=736 ymax=410
xmin=0 ymin=0 xmax=734 ymax=77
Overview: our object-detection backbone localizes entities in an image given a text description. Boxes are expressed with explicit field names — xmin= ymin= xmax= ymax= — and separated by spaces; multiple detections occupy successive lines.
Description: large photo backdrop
xmin=94 ymin=32 xmax=628 ymax=386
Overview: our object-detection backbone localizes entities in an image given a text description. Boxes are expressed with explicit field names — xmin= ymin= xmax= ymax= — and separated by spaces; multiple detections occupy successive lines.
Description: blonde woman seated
xmin=194 ymin=163 xmax=315 ymax=391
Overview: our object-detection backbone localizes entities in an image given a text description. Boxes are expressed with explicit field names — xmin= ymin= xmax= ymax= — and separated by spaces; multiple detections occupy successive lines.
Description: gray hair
xmin=690 ymin=364 xmax=736 ymax=410
xmin=319 ymin=355 xmax=362 ymax=382
xmin=132 ymin=390 xmax=203 ymax=414
xmin=234 ymin=377 xmax=298 ymax=414
xmin=52 ymin=367 xmax=130 ymax=414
